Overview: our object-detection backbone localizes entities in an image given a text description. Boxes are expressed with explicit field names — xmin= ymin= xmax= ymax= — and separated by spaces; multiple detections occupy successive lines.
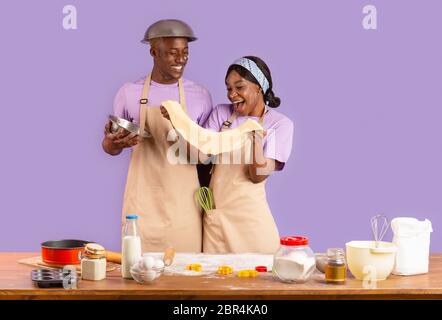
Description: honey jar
xmin=325 ymin=248 xmax=347 ymax=284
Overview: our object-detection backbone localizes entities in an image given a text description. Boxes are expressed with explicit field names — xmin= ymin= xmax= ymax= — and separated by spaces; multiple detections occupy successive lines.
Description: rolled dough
xmin=161 ymin=100 xmax=264 ymax=155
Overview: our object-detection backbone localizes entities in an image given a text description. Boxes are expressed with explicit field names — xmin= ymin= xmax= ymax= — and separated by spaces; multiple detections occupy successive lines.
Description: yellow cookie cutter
xmin=185 ymin=263 xmax=202 ymax=272
xmin=237 ymin=269 xmax=259 ymax=278
xmin=217 ymin=265 xmax=234 ymax=275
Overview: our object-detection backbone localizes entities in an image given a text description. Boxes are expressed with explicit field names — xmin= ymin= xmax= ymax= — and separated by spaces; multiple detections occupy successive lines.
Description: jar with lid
xmin=81 ymin=243 xmax=107 ymax=281
xmin=325 ymin=248 xmax=347 ymax=284
xmin=273 ymin=236 xmax=316 ymax=283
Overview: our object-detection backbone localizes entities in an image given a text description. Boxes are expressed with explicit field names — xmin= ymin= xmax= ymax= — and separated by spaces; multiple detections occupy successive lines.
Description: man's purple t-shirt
xmin=204 ymin=104 xmax=294 ymax=171
xmin=113 ymin=77 xmax=213 ymax=126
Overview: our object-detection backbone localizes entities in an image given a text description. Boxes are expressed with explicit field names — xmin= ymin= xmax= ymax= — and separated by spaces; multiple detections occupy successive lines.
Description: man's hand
xmin=160 ymin=106 xmax=171 ymax=120
xmin=102 ymin=120 xmax=140 ymax=155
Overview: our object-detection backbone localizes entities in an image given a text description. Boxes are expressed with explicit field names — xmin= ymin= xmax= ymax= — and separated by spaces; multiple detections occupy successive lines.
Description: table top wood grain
xmin=1 ymin=252 xmax=441 ymax=300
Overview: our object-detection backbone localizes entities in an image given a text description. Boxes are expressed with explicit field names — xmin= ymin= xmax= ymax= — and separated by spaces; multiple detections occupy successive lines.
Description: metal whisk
xmin=371 ymin=214 xmax=389 ymax=248
xmin=195 ymin=187 xmax=215 ymax=212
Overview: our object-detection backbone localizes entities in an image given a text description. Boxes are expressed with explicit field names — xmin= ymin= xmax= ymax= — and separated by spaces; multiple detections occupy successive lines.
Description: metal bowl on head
xmin=108 ymin=115 xmax=151 ymax=138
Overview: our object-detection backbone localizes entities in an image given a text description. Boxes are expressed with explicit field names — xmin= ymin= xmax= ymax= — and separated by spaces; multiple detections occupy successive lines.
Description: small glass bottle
xmin=325 ymin=248 xmax=347 ymax=284
xmin=122 ymin=215 xmax=142 ymax=279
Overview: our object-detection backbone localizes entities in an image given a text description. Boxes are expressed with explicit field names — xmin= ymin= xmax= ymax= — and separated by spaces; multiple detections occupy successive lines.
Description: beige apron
xmin=122 ymin=74 xmax=202 ymax=252
xmin=203 ymin=111 xmax=280 ymax=254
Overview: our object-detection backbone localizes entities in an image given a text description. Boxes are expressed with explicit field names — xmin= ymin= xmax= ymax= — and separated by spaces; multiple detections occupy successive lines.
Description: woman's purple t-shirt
xmin=204 ymin=104 xmax=294 ymax=170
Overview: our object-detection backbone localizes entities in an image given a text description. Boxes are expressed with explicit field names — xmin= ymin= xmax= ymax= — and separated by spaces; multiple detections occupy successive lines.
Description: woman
xmin=202 ymin=56 xmax=294 ymax=253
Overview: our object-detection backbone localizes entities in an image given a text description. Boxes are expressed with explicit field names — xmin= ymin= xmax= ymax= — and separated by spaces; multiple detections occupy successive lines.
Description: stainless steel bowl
xmin=108 ymin=115 xmax=151 ymax=138
xmin=315 ymin=253 xmax=327 ymax=273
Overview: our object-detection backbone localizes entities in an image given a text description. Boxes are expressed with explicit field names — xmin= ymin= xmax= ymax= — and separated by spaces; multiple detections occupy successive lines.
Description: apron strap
xmin=258 ymin=105 xmax=267 ymax=125
xmin=221 ymin=112 xmax=238 ymax=131
xmin=221 ymin=105 xmax=267 ymax=131
xmin=178 ymin=78 xmax=188 ymax=114
xmin=138 ymin=74 xmax=188 ymax=137
xmin=139 ymin=74 xmax=151 ymax=135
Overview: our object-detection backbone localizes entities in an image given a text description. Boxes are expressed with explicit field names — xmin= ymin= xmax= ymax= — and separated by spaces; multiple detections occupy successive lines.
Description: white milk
xmin=121 ymin=235 xmax=141 ymax=279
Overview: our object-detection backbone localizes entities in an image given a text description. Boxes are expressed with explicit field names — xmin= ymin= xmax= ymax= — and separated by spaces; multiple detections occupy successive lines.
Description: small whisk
xmin=195 ymin=187 xmax=215 ymax=212
xmin=371 ymin=214 xmax=389 ymax=248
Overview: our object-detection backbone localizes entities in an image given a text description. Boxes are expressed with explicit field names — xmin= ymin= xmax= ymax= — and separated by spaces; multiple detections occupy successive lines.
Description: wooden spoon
xmin=163 ymin=247 xmax=175 ymax=266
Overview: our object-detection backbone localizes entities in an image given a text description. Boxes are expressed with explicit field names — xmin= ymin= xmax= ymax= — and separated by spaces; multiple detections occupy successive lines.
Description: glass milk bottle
xmin=122 ymin=215 xmax=142 ymax=279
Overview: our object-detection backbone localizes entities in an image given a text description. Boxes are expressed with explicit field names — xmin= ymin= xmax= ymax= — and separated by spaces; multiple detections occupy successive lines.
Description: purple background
xmin=0 ymin=0 xmax=440 ymax=253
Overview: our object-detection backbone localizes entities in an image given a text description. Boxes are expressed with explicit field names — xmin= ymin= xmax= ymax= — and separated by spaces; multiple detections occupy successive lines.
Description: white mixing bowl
xmin=346 ymin=241 xmax=397 ymax=281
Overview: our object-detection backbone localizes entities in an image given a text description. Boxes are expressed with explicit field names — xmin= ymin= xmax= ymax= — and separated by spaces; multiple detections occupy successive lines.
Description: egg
xmin=131 ymin=265 xmax=141 ymax=274
xmin=134 ymin=259 xmax=143 ymax=268
xmin=154 ymin=259 xmax=164 ymax=270
xmin=143 ymin=269 xmax=157 ymax=282
xmin=140 ymin=256 xmax=155 ymax=270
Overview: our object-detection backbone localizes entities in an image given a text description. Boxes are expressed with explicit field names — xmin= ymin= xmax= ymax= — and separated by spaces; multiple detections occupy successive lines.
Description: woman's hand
xmin=253 ymin=129 xmax=267 ymax=140
xmin=102 ymin=120 xmax=140 ymax=155
xmin=248 ymin=129 xmax=273 ymax=183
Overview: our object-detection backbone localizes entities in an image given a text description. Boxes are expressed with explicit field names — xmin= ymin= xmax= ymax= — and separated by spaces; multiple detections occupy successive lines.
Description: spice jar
xmin=273 ymin=236 xmax=316 ymax=283
xmin=325 ymin=248 xmax=347 ymax=284
xmin=81 ymin=243 xmax=107 ymax=281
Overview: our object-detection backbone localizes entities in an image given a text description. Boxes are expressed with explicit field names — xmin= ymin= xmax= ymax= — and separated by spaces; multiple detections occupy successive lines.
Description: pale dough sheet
xmin=162 ymin=100 xmax=264 ymax=155
xmin=143 ymin=252 xmax=274 ymax=276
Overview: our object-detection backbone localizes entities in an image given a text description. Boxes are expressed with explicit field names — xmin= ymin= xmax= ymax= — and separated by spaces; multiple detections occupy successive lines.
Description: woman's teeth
xmin=233 ymin=100 xmax=245 ymax=111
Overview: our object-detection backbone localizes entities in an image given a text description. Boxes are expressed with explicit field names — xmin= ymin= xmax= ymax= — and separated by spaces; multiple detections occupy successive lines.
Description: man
xmin=102 ymin=19 xmax=213 ymax=252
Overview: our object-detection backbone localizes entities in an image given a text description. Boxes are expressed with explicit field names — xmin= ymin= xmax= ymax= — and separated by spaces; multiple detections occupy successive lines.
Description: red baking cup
xmin=255 ymin=266 xmax=268 ymax=272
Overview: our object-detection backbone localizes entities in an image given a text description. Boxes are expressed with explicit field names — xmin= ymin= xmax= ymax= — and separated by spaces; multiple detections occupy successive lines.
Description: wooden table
xmin=1 ymin=253 xmax=441 ymax=300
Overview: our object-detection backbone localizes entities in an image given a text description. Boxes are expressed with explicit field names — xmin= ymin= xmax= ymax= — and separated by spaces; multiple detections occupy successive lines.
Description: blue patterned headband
xmin=232 ymin=58 xmax=270 ymax=94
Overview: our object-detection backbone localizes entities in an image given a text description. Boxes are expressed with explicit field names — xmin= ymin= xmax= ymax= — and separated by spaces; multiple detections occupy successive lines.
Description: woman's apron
xmin=122 ymin=74 xmax=202 ymax=253
xmin=203 ymin=111 xmax=280 ymax=253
